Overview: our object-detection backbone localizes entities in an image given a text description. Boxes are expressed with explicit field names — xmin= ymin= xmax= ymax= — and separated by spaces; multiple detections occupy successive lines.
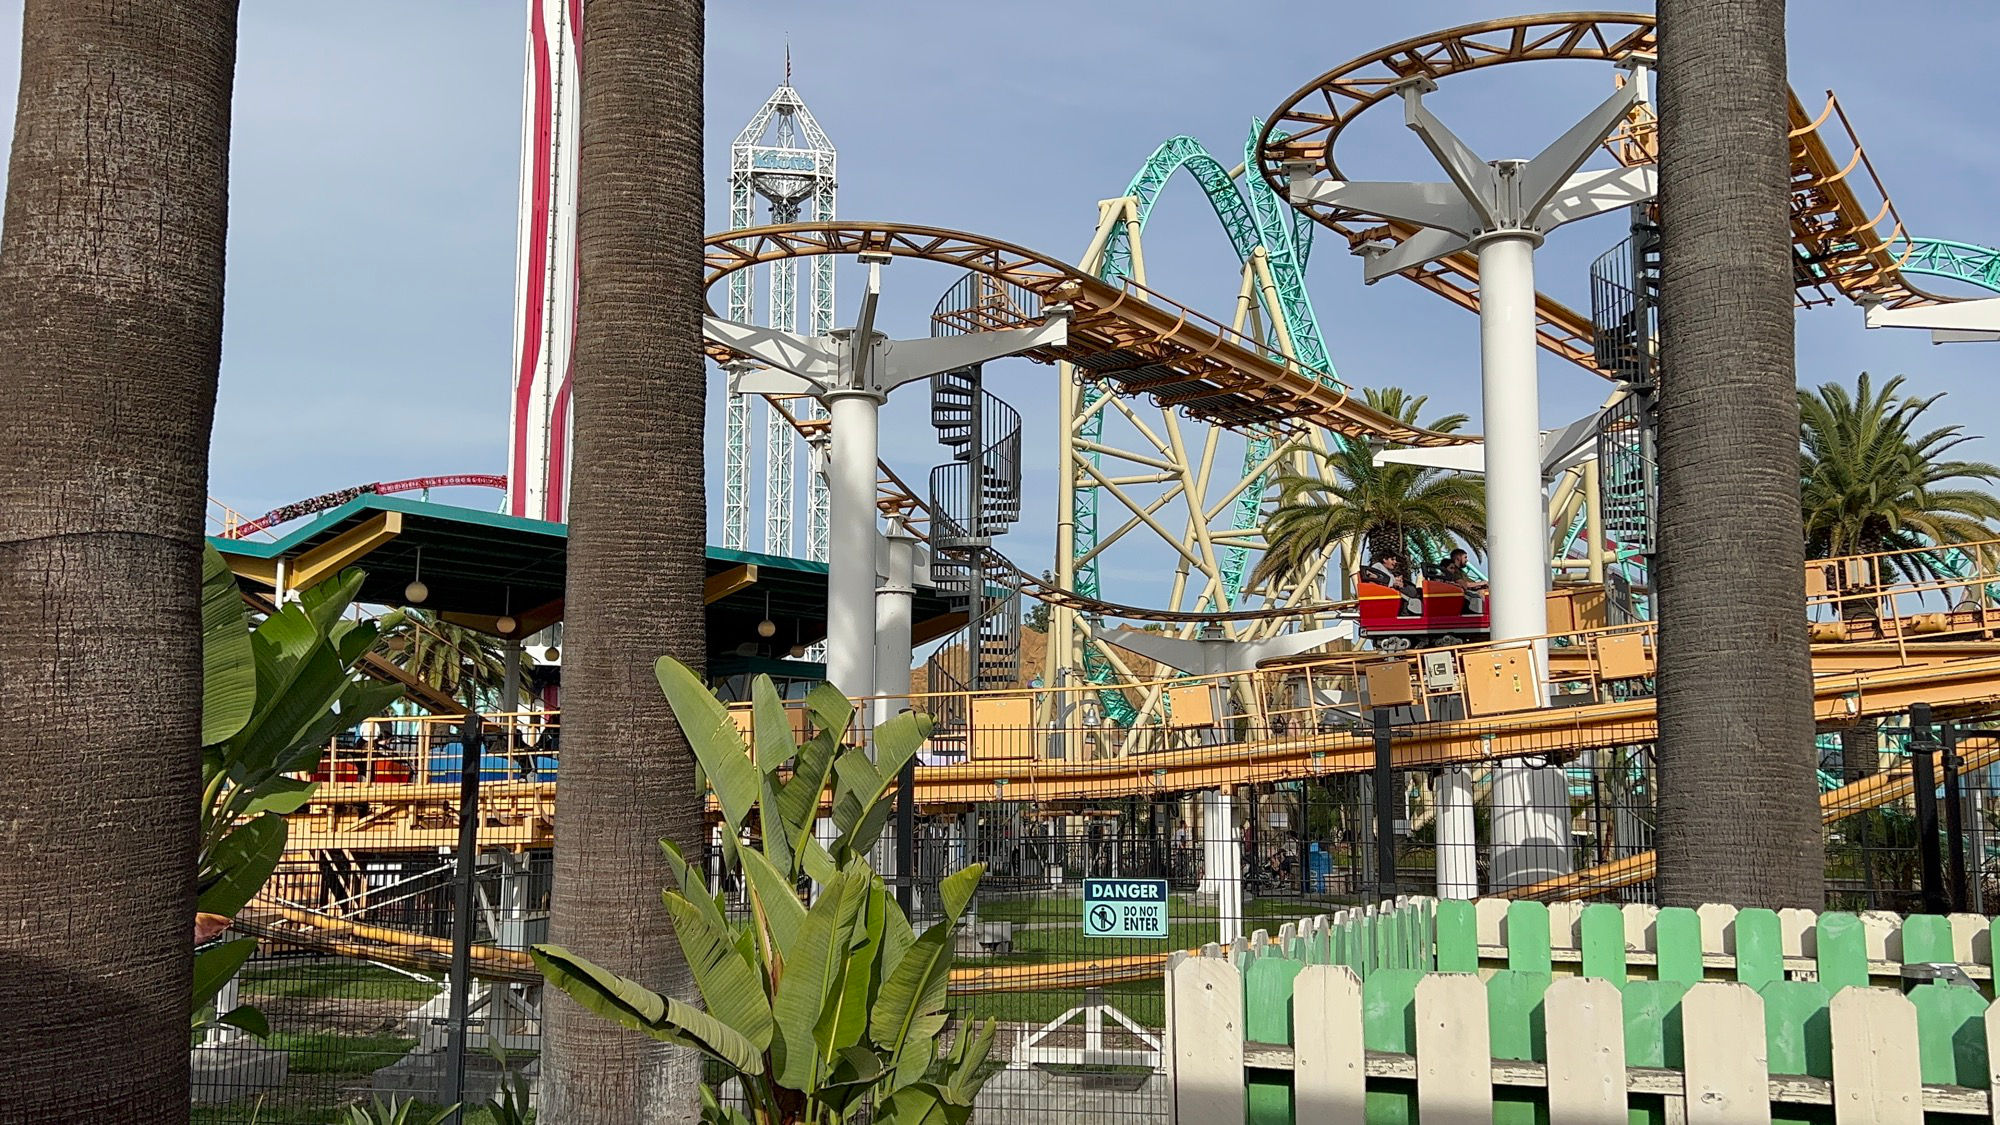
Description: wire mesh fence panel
xmin=194 ymin=715 xmax=549 ymax=1124
xmin=215 ymin=579 xmax=2000 ymax=1124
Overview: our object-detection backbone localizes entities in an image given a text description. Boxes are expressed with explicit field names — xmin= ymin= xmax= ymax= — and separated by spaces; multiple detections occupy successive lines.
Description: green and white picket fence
xmin=1166 ymin=896 xmax=2000 ymax=1122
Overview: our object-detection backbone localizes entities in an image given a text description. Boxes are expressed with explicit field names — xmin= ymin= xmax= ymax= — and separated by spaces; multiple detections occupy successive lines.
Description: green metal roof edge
xmin=705 ymin=544 xmax=830 ymax=575
xmin=209 ymin=494 xmax=831 ymax=575
xmin=208 ymin=495 xmax=565 ymax=559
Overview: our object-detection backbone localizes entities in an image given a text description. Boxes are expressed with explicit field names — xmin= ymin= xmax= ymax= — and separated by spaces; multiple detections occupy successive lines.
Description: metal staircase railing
xmin=1589 ymin=212 xmax=1661 ymax=619
xmin=922 ymin=273 xmax=1029 ymax=748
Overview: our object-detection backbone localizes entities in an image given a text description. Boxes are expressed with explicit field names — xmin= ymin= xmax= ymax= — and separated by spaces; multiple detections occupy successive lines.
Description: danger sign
xmin=1082 ymin=878 xmax=1169 ymax=938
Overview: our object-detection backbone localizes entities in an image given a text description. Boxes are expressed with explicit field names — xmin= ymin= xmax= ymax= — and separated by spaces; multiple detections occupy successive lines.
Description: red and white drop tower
xmin=505 ymin=0 xmax=582 ymax=523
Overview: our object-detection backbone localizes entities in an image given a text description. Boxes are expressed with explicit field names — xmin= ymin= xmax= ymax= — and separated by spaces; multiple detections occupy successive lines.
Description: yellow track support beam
xmin=286 ymin=511 xmax=402 ymax=593
xmin=703 ymin=562 xmax=758 ymax=605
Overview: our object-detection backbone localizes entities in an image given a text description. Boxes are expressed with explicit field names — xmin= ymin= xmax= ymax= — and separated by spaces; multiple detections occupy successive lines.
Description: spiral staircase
xmin=921 ymin=274 xmax=1029 ymax=752
xmin=1589 ymin=212 xmax=1662 ymax=619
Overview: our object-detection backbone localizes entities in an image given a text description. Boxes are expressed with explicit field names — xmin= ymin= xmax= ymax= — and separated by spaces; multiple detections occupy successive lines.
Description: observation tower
xmin=722 ymin=61 xmax=837 ymax=559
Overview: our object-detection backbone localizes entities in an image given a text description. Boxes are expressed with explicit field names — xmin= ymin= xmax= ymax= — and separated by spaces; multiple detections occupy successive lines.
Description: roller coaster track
xmin=1251 ymin=11 xmax=1976 ymax=373
xmin=231 ymin=899 xmax=1163 ymax=995
xmin=221 ymin=474 xmax=508 ymax=539
xmin=1090 ymin=128 xmax=1336 ymax=609
xmin=701 ymin=222 xmax=1463 ymax=445
xmin=289 ymin=626 xmax=2000 ymax=842
xmin=1512 ymin=734 xmax=2000 ymax=904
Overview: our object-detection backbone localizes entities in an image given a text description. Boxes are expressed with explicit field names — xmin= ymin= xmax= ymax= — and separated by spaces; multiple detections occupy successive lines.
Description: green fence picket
xmin=1654 ymin=908 xmax=1703 ymax=984
xmin=1909 ymin=981 xmax=1989 ymax=1087
xmin=1435 ymin=899 xmax=1479 ymax=973
xmin=1487 ymin=970 xmax=1553 ymax=1125
xmin=1733 ymin=908 xmax=1783 ymax=990
xmin=1900 ymin=913 xmax=1954 ymax=966
xmin=1759 ymin=979 xmax=1834 ymax=1125
xmin=1361 ymin=968 xmax=1423 ymax=1125
xmin=1622 ymin=979 xmax=1689 ymax=1125
xmin=1507 ymin=900 xmax=1552 ymax=974
xmin=1580 ymin=903 xmax=1627 ymax=983
xmin=1243 ymin=952 xmax=1305 ymax=1125
xmin=1814 ymin=913 xmax=1868 ymax=993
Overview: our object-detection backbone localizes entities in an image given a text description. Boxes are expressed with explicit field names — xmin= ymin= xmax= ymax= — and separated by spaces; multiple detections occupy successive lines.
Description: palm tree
xmin=1249 ymin=387 xmax=1480 ymax=589
xmin=375 ymin=608 xmax=522 ymax=709
xmin=1798 ymin=372 xmax=2000 ymax=785
xmin=1800 ymin=372 xmax=2000 ymax=581
xmin=540 ymin=2 xmax=708 ymax=1122
xmin=1654 ymin=0 xmax=1823 ymax=910
xmin=0 ymin=3 xmax=238 ymax=1121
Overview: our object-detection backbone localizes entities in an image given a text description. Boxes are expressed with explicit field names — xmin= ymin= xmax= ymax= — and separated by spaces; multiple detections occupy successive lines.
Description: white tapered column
xmin=826 ymin=390 xmax=881 ymax=703
xmin=1490 ymin=765 xmax=1573 ymax=890
xmin=873 ymin=519 xmax=917 ymax=730
xmin=1199 ymin=788 xmax=1243 ymax=944
xmin=1434 ymin=769 xmax=1479 ymax=899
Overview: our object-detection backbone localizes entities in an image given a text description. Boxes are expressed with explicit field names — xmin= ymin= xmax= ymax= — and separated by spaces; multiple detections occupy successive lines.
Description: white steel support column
xmin=1288 ymin=63 xmax=1654 ymax=894
xmin=825 ymin=389 xmax=881 ymax=701
xmin=1434 ymin=769 xmax=1478 ymax=899
xmin=1476 ymin=230 xmax=1569 ymax=888
xmin=873 ymin=519 xmax=918 ymax=729
xmin=1199 ymin=787 xmax=1244 ymax=944
xmin=707 ymin=257 xmax=1067 ymax=744
xmin=1474 ymin=232 xmax=1550 ymax=647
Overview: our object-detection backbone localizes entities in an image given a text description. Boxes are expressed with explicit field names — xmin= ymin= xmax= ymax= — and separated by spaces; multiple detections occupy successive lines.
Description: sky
xmin=1 ymin=2 xmax=1997 ymax=613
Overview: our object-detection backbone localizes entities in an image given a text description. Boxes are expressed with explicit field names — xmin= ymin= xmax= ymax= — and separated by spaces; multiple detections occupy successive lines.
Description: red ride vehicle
xmin=1356 ymin=577 xmax=1491 ymax=652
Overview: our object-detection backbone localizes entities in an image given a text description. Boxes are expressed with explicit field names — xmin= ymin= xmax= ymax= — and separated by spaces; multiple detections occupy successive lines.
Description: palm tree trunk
xmin=0 ymin=3 xmax=237 ymax=1120
xmin=541 ymin=1 xmax=706 ymax=1121
xmin=1654 ymin=0 xmax=1823 ymax=909
xmin=1365 ymin=525 xmax=1402 ymax=568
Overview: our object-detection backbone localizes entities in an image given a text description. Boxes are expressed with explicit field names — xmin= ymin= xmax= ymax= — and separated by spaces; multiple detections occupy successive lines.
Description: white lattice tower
xmin=505 ymin=0 xmax=582 ymax=522
xmin=724 ymin=67 xmax=836 ymax=557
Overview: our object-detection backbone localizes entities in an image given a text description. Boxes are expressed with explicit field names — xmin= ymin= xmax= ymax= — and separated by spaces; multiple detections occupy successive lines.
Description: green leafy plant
xmin=532 ymin=659 xmax=994 ymax=1125
xmin=375 ymin=606 xmax=533 ymax=709
xmin=479 ymin=1039 xmax=534 ymax=1125
xmin=335 ymin=1095 xmax=458 ymax=1125
xmin=194 ymin=544 xmax=403 ymax=1036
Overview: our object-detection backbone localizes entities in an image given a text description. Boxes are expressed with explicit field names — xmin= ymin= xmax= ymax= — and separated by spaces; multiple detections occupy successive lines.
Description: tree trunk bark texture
xmin=1654 ymin=0 xmax=1824 ymax=910
xmin=0 ymin=3 xmax=237 ymax=1121
xmin=542 ymin=1 xmax=707 ymax=1122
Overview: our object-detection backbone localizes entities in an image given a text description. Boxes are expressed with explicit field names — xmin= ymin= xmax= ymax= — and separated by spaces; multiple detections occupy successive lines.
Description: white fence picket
xmin=1168 ymin=956 xmax=1243 ymax=1125
xmin=1622 ymin=902 xmax=1656 ymax=955
xmin=1476 ymin=897 xmax=1509 ymax=947
xmin=1292 ymin=964 xmax=1365 ymax=1122
xmin=1161 ymin=896 xmax=2000 ymax=1123
xmin=1544 ymin=976 xmax=1627 ymax=1124
xmin=1696 ymin=903 xmax=1736 ymax=957
xmin=1416 ymin=974 xmax=1491 ymax=1125
xmin=1549 ymin=901 xmax=1583 ymax=954
xmin=1949 ymin=912 xmax=1990 ymax=967
xmin=1829 ymin=987 xmax=1922 ymax=1125
xmin=1778 ymin=907 xmax=1816 ymax=960
xmin=1681 ymin=982 xmax=1770 ymax=1125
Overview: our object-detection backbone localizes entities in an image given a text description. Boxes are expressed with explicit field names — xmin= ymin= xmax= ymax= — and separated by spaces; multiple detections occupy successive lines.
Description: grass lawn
xmin=954 ymin=891 xmax=1370 ymax=1032
xmin=266 ymin=1030 xmax=419 ymax=1076
xmin=957 ymin=978 xmax=1164 ymax=1029
xmin=241 ymin=962 xmax=439 ymax=1004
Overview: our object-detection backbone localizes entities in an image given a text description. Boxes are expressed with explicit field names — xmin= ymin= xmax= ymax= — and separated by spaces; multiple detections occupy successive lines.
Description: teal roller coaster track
xmin=1074 ymin=124 xmax=1339 ymax=720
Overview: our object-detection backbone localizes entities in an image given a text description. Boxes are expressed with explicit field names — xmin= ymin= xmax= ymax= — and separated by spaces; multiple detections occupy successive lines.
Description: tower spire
xmin=785 ymin=37 xmax=791 ymax=85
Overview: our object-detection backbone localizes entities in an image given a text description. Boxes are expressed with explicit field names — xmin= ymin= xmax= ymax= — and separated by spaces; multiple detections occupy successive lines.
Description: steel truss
xmin=724 ymin=79 xmax=835 ymax=559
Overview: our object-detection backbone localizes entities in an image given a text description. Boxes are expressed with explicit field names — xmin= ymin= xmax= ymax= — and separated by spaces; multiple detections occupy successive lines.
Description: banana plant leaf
xmin=202 ymin=545 xmax=256 ymax=747
xmin=531 ymin=945 xmax=764 ymax=1076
